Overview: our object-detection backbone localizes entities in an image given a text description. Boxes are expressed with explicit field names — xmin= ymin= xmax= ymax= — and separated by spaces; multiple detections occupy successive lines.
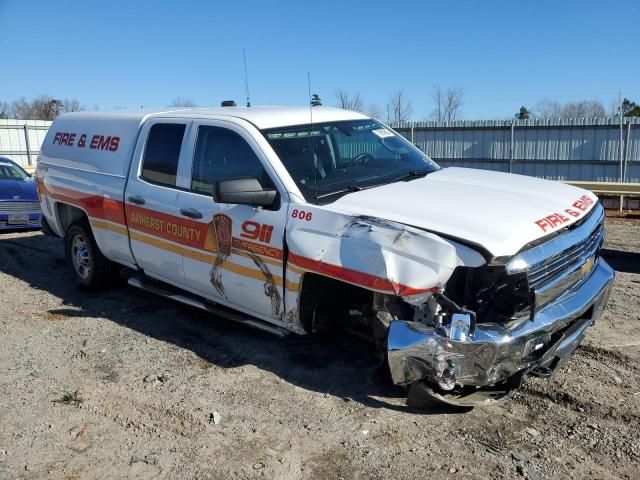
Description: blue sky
xmin=1 ymin=0 xmax=638 ymax=119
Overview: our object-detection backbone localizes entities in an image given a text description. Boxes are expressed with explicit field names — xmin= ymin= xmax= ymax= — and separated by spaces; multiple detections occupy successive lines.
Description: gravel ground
xmin=0 ymin=218 xmax=639 ymax=480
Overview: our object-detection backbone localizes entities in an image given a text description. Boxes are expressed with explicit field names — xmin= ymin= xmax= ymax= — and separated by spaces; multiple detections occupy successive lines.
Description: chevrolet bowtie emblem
xmin=581 ymin=256 xmax=595 ymax=275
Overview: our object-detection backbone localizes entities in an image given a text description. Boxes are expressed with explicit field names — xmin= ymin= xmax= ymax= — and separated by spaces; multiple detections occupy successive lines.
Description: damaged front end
xmin=388 ymin=204 xmax=615 ymax=406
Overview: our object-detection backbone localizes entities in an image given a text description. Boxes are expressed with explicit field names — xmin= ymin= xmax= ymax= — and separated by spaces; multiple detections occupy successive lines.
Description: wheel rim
xmin=71 ymin=234 xmax=91 ymax=280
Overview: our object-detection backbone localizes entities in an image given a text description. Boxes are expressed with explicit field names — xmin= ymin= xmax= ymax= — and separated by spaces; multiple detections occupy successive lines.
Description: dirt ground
xmin=0 ymin=217 xmax=639 ymax=480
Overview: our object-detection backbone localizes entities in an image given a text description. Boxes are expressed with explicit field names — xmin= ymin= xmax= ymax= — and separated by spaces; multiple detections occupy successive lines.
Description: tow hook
xmin=437 ymin=313 xmax=472 ymax=390
xmin=438 ymin=360 xmax=457 ymax=390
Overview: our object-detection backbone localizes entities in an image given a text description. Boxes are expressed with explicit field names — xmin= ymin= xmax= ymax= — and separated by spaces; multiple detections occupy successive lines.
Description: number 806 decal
xmin=291 ymin=209 xmax=312 ymax=221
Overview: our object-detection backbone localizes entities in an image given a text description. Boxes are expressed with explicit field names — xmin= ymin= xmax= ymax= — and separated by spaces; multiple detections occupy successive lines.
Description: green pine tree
xmin=516 ymin=106 xmax=530 ymax=120
xmin=311 ymin=94 xmax=322 ymax=107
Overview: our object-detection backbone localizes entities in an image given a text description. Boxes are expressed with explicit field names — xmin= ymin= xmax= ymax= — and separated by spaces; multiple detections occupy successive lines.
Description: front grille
xmin=506 ymin=204 xmax=606 ymax=310
xmin=528 ymin=220 xmax=604 ymax=291
xmin=0 ymin=201 xmax=42 ymax=213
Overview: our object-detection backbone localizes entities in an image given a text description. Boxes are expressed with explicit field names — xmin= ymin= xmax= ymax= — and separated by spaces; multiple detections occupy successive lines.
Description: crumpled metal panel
xmin=286 ymin=209 xmax=485 ymax=300
xmin=387 ymin=259 xmax=615 ymax=387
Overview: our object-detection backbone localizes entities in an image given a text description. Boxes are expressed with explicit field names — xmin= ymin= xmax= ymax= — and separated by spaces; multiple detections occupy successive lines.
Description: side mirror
xmin=213 ymin=178 xmax=277 ymax=207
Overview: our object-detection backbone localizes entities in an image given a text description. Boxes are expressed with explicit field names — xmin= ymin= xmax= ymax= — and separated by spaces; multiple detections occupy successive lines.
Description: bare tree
xmin=387 ymin=90 xmax=413 ymax=122
xmin=12 ymin=97 xmax=34 ymax=119
xmin=430 ymin=86 xmax=464 ymax=122
xmin=0 ymin=101 xmax=12 ymax=119
xmin=335 ymin=90 xmax=364 ymax=111
xmin=365 ymin=103 xmax=382 ymax=119
xmin=13 ymin=96 xmax=57 ymax=120
xmin=535 ymin=98 xmax=605 ymax=118
xmin=61 ymin=98 xmax=83 ymax=113
xmin=31 ymin=96 xmax=64 ymax=120
xmin=10 ymin=95 xmax=83 ymax=120
xmin=169 ymin=98 xmax=198 ymax=107
xmin=534 ymin=98 xmax=563 ymax=118
xmin=562 ymin=99 xmax=605 ymax=118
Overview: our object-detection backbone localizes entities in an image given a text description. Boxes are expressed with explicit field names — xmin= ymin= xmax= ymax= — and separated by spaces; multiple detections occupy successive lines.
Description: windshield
xmin=262 ymin=120 xmax=439 ymax=204
xmin=0 ymin=162 xmax=28 ymax=180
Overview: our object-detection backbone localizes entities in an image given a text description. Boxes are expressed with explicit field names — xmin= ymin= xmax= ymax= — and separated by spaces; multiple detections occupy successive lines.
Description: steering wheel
xmin=348 ymin=152 xmax=374 ymax=167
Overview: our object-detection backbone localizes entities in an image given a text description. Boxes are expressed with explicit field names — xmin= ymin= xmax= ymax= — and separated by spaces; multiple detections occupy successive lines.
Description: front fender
xmin=285 ymin=206 xmax=485 ymax=301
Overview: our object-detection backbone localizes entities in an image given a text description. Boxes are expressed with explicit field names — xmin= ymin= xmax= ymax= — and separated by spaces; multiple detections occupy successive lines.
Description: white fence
xmin=392 ymin=117 xmax=640 ymax=183
xmin=3 ymin=117 xmax=639 ymax=184
xmin=0 ymin=119 xmax=52 ymax=167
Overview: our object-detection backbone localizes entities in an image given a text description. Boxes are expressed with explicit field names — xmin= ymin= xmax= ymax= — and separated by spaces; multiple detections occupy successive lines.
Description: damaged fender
xmin=284 ymin=206 xmax=486 ymax=324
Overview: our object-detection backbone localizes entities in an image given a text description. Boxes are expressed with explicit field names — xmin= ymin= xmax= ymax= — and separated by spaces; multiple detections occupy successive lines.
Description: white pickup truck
xmin=36 ymin=106 xmax=614 ymax=406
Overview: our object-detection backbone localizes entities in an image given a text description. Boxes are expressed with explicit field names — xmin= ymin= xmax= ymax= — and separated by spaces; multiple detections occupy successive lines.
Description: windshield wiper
xmin=314 ymin=185 xmax=365 ymax=200
xmin=391 ymin=169 xmax=432 ymax=183
xmin=314 ymin=170 xmax=432 ymax=201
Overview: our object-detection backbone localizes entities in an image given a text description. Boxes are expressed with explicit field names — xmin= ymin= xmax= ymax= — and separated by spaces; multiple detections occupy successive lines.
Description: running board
xmin=127 ymin=276 xmax=289 ymax=337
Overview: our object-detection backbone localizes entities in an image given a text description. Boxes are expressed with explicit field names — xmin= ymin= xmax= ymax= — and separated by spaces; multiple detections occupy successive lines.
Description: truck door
xmin=177 ymin=120 xmax=288 ymax=321
xmin=124 ymin=120 xmax=192 ymax=285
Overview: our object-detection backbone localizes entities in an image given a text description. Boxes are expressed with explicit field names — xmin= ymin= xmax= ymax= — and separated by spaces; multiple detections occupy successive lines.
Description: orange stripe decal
xmin=129 ymin=230 xmax=298 ymax=291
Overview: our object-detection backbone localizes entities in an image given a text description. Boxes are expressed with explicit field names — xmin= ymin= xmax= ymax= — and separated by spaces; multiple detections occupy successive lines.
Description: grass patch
xmin=53 ymin=390 xmax=82 ymax=405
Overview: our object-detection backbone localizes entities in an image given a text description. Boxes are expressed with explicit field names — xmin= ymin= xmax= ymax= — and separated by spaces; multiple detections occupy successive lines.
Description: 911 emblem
xmin=241 ymin=221 xmax=274 ymax=244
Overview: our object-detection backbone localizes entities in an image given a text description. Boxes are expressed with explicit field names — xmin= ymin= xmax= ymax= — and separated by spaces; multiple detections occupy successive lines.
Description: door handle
xmin=127 ymin=195 xmax=145 ymax=205
xmin=180 ymin=208 xmax=203 ymax=219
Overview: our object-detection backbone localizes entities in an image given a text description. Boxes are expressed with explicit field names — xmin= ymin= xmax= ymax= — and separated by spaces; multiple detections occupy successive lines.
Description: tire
xmin=406 ymin=377 xmax=520 ymax=409
xmin=64 ymin=220 xmax=115 ymax=290
xmin=40 ymin=216 xmax=55 ymax=236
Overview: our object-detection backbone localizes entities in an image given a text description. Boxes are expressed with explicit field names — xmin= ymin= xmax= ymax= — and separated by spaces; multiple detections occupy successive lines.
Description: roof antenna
xmin=243 ymin=49 xmax=251 ymax=107
xmin=307 ymin=71 xmax=318 ymax=204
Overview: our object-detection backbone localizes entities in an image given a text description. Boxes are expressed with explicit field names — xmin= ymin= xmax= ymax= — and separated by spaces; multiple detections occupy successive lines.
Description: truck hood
xmin=331 ymin=167 xmax=598 ymax=258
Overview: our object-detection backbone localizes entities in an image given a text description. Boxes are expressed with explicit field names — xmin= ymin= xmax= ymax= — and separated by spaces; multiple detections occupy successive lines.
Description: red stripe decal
xmin=126 ymin=204 xmax=209 ymax=250
xmin=44 ymin=185 xmax=435 ymax=296
xmin=232 ymin=237 xmax=284 ymax=260
xmin=288 ymin=253 xmax=437 ymax=296
xmin=45 ymin=184 xmax=126 ymax=225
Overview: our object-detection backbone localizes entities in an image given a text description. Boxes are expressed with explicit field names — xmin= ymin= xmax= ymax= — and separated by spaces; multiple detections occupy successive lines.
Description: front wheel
xmin=64 ymin=221 xmax=115 ymax=290
xmin=406 ymin=377 xmax=522 ymax=409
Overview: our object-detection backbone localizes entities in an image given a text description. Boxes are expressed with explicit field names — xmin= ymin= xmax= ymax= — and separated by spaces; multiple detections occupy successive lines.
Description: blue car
xmin=0 ymin=157 xmax=42 ymax=230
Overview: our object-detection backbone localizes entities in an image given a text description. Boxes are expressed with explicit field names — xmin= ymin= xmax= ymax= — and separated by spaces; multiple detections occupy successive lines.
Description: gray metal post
xmin=23 ymin=123 xmax=32 ymax=166
xmin=509 ymin=121 xmax=515 ymax=173
xmin=624 ymin=121 xmax=631 ymax=182
xmin=619 ymin=93 xmax=624 ymax=183
xmin=410 ymin=125 xmax=414 ymax=144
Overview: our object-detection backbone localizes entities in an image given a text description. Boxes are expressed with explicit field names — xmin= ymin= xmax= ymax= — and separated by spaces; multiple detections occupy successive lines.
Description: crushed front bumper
xmin=387 ymin=258 xmax=615 ymax=387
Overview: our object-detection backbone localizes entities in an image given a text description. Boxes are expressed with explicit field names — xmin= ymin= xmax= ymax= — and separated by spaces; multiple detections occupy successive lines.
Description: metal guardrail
xmin=563 ymin=181 xmax=640 ymax=211
xmin=563 ymin=181 xmax=640 ymax=196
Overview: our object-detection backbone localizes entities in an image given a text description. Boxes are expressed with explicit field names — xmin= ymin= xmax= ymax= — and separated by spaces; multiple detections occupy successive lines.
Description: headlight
xmin=444 ymin=265 xmax=532 ymax=323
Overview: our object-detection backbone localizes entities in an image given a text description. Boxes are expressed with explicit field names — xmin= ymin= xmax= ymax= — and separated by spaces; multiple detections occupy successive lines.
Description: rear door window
xmin=141 ymin=123 xmax=186 ymax=186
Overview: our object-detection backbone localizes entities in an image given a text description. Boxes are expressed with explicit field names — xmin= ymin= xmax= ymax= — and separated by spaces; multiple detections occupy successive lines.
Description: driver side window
xmin=191 ymin=126 xmax=275 ymax=196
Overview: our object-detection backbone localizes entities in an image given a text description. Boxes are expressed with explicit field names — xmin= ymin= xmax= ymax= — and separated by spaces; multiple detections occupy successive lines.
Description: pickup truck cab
xmin=36 ymin=107 xmax=614 ymax=406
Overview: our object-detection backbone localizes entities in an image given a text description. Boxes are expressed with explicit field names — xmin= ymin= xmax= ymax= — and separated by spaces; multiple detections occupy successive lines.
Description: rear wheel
xmin=64 ymin=221 xmax=115 ymax=290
